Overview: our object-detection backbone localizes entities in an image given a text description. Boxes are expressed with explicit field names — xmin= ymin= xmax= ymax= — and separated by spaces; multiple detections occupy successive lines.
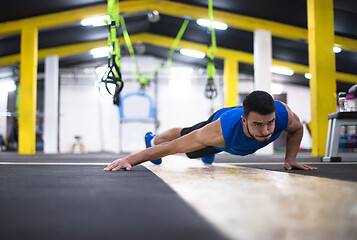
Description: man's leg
xmin=180 ymin=117 xmax=222 ymax=164
xmin=145 ymin=127 xmax=183 ymax=165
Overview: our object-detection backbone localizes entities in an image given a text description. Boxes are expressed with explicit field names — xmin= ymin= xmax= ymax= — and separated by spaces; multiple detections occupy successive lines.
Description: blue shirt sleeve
xmin=274 ymin=101 xmax=289 ymax=131
xmin=218 ymin=109 xmax=242 ymax=148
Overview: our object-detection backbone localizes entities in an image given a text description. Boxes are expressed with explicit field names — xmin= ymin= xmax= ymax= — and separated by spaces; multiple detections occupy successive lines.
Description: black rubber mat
xmin=0 ymin=152 xmax=123 ymax=163
xmin=232 ymin=163 xmax=357 ymax=182
xmin=0 ymin=164 xmax=228 ymax=240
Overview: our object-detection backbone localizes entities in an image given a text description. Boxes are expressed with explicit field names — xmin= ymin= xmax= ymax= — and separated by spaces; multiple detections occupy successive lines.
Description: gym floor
xmin=0 ymin=152 xmax=356 ymax=240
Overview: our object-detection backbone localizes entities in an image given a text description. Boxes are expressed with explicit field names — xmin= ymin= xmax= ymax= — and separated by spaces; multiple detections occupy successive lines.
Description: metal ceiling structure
xmin=0 ymin=0 xmax=357 ymax=92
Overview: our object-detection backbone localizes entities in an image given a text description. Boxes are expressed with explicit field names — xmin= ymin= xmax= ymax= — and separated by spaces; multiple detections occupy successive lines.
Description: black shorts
xmin=180 ymin=110 xmax=222 ymax=159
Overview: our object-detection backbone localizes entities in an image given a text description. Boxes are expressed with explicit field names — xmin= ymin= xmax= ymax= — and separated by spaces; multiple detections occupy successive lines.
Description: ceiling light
xmin=81 ymin=15 xmax=109 ymax=27
xmin=90 ymin=47 xmax=110 ymax=58
xmin=196 ymin=19 xmax=228 ymax=30
xmin=180 ymin=49 xmax=205 ymax=59
xmin=270 ymin=66 xmax=294 ymax=76
xmin=304 ymin=73 xmax=312 ymax=79
xmin=333 ymin=46 xmax=342 ymax=53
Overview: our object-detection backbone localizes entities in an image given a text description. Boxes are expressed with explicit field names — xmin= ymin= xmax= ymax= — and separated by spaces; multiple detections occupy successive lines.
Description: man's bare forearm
xmin=125 ymin=142 xmax=172 ymax=166
xmin=125 ymin=132 xmax=206 ymax=166
xmin=285 ymin=127 xmax=303 ymax=162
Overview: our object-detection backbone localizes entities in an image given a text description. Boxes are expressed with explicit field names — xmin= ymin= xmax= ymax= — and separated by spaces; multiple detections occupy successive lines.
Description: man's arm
xmin=282 ymin=102 xmax=317 ymax=170
xmin=104 ymin=119 xmax=226 ymax=171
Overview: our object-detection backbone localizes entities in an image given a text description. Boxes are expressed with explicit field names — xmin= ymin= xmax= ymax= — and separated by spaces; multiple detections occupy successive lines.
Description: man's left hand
xmin=284 ymin=161 xmax=317 ymax=170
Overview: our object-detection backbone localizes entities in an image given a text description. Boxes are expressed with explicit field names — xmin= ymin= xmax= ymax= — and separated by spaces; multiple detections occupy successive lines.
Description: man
xmin=104 ymin=91 xmax=317 ymax=171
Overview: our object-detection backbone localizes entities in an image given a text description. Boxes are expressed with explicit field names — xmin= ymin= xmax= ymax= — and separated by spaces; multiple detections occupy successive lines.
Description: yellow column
xmin=224 ymin=58 xmax=238 ymax=107
xmin=19 ymin=26 xmax=38 ymax=154
xmin=307 ymin=0 xmax=336 ymax=156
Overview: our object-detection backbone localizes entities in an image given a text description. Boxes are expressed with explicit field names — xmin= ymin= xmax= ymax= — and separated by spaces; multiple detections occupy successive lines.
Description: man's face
xmin=242 ymin=111 xmax=276 ymax=143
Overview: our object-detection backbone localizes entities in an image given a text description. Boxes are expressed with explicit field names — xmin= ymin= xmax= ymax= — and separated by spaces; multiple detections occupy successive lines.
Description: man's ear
xmin=241 ymin=116 xmax=246 ymax=124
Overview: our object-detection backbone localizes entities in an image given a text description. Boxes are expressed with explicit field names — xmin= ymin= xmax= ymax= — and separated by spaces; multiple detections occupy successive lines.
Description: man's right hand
xmin=104 ymin=158 xmax=132 ymax=171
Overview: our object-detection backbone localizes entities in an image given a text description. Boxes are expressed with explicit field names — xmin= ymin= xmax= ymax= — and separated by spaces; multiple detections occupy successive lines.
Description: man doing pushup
xmin=104 ymin=91 xmax=317 ymax=171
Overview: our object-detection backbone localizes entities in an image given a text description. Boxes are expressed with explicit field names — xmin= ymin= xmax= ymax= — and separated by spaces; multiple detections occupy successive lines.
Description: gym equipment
xmin=0 ymin=134 xmax=8 ymax=151
xmin=322 ymin=111 xmax=357 ymax=162
xmin=98 ymin=0 xmax=124 ymax=105
xmin=70 ymin=135 xmax=85 ymax=153
xmin=98 ymin=2 xmax=190 ymax=105
xmin=118 ymin=91 xmax=158 ymax=153
xmin=115 ymin=16 xmax=190 ymax=153
xmin=204 ymin=0 xmax=218 ymax=99
xmin=118 ymin=92 xmax=156 ymax=121
xmin=120 ymin=15 xmax=189 ymax=90
xmin=166 ymin=18 xmax=190 ymax=73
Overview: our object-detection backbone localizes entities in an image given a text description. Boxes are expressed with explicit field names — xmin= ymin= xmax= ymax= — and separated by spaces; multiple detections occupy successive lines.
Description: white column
xmin=254 ymin=29 xmax=274 ymax=155
xmin=43 ymin=55 xmax=59 ymax=153
xmin=254 ymin=29 xmax=272 ymax=91
xmin=0 ymin=84 xmax=9 ymax=139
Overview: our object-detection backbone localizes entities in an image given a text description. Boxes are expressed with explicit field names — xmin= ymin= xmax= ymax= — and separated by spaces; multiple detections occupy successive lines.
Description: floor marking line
xmin=224 ymin=162 xmax=357 ymax=165
xmin=0 ymin=162 xmax=109 ymax=165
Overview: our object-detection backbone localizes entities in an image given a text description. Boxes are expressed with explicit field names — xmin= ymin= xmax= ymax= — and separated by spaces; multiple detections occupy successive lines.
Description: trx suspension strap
xmin=137 ymin=63 xmax=163 ymax=91
xmin=167 ymin=18 xmax=190 ymax=73
xmin=120 ymin=16 xmax=163 ymax=91
xmin=120 ymin=16 xmax=189 ymax=91
xmin=204 ymin=0 xmax=218 ymax=99
xmin=119 ymin=16 xmax=137 ymax=84
xmin=99 ymin=0 xmax=124 ymax=105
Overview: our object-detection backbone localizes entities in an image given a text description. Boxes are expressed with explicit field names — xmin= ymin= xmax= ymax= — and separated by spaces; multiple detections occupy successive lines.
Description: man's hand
xmin=284 ymin=161 xmax=317 ymax=170
xmin=104 ymin=158 xmax=132 ymax=171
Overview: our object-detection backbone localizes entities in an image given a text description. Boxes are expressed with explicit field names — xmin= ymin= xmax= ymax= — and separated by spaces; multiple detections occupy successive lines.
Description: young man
xmin=104 ymin=91 xmax=317 ymax=171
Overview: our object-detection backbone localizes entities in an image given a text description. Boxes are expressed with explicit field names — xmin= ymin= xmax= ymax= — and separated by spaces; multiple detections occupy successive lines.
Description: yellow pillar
xmin=224 ymin=58 xmax=238 ymax=107
xmin=307 ymin=0 xmax=336 ymax=156
xmin=19 ymin=26 xmax=38 ymax=154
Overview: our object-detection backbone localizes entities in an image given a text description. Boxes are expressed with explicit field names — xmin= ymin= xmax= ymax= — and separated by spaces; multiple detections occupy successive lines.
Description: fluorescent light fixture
xmin=333 ymin=46 xmax=342 ymax=53
xmin=81 ymin=15 xmax=109 ymax=27
xmin=304 ymin=73 xmax=312 ymax=79
xmin=90 ymin=47 xmax=110 ymax=58
xmin=180 ymin=49 xmax=205 ymax=59
xmin=196 ymin=19 xmax=228 ymax=30
xmin=270 ymin=66 xmax=294 ymax=76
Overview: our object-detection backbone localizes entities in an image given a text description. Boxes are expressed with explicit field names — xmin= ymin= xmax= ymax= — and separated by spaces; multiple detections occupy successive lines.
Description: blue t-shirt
xmin=211 ymin=101 xmax=288 ymax=156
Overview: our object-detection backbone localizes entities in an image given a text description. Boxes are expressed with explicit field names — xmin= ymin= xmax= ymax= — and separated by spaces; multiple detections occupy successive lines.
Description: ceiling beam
xmin=151 ymin=1 xmax=357 ymax=52
xmin=152 ymin=1 xmax=307 ymax=41
xmin=0 ymin=1 xmax=356 ymax=52
xmin=0 ymin=39 xmax=109 ymax=67
xmin=0 ymin=33 xmax=356 ymax=84
xmin=0 ymin=1 xmax=151 ymax=36
xmin=334 ymin=36 xmax=357 ymax=52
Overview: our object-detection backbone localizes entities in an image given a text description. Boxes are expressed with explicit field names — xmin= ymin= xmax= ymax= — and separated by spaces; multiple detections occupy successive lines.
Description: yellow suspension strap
xmin=120 ymin=16 xmax=163 ymax=91
xmin=120 ymin=16 xmax=189 ymax=91
xmin=204 ymin=0 xmax=217 ymax=99
xmin=119 ymin=16 xmax=137 ymax=84
xmin=138 ymin=63 xmax=163 ymax=92
xmin=166 ymin=18 xmax=190 ymax=74
xmin=99 ymin=0 xmax=124 ymax=105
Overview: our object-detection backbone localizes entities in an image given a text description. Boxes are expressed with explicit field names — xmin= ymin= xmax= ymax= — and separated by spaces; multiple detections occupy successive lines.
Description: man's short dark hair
xmin=243 ymin=91 xmax=276 ymax=117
